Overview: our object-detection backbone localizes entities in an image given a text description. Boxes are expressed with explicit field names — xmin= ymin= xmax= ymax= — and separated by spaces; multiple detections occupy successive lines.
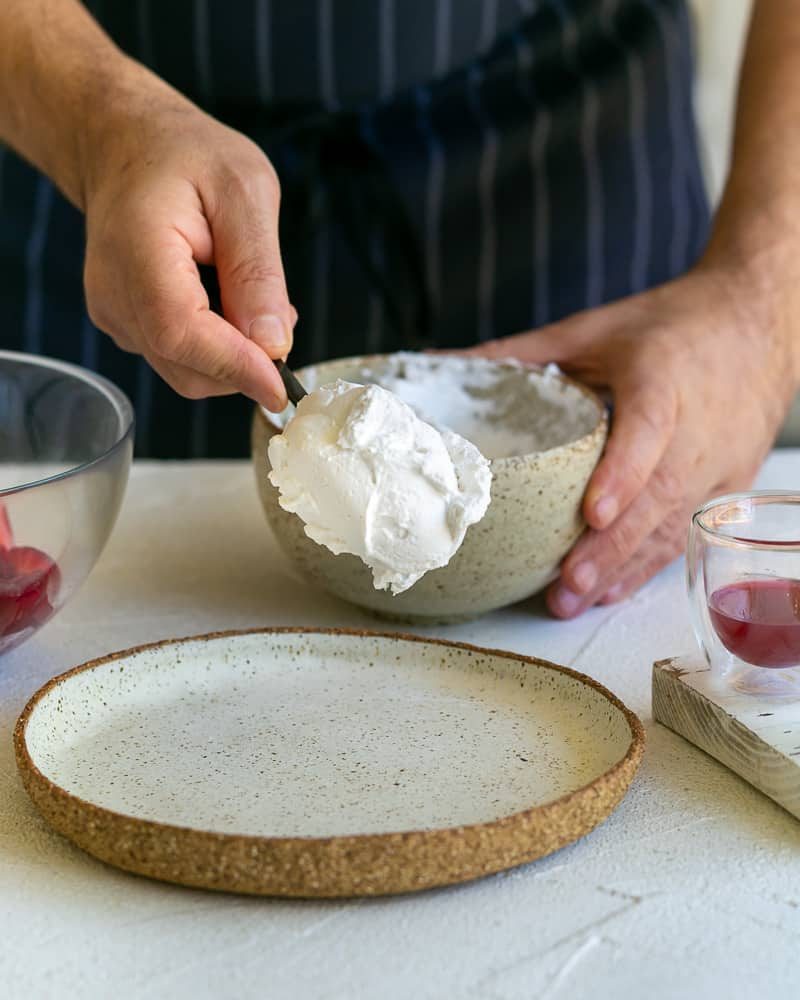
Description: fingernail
xmin=551 ymin=586 xmax=582 ymax=618
xmin=262 ymin=390 xmax=286 ymax=413
xmin=603 ymin=584 xmax=625 ymax=604
xmin=249 ymin=314 xmax=291 ymax=354
xmin=571 ymin=561 xmax=597 ymax=594
xmin=593 ymin=495 xmax=618 ymax=528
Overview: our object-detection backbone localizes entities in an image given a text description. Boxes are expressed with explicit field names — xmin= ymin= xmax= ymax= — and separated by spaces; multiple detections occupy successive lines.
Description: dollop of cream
xmin=267 ymin=380 xmax=492 ymax=594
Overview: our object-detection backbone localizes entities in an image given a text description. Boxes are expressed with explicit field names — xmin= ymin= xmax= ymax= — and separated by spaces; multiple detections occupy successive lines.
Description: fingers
xmin=462 ymin=315 xmax=594 ymax=366
xmin=548 ymin=527 xmax=682 ymax=616
xmin=597 ymin=531 xmax=687 ymax=606
xmin=158 ymin=304 xmax=288 ymax=410
xmin=462 ymin=301 xmax=622 ymax=367
xmin=143 ymin=353 xmax=238 ymax=400
xmin=206 ymin=159 xmax=294 ymax=360
xmin=583 ymin=379 xmax=678 ymax=530
xmin=132 ymin=231 xmax=288 ymax=410
xmin=595 ymin=467 xmax=763 ymax=606
xmin=549 ymin=485 xmax=690 ymax=618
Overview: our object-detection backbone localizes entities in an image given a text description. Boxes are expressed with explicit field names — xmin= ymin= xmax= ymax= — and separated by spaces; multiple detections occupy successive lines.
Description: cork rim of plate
xmin=14 ymin=627 xmax=645 ymax=898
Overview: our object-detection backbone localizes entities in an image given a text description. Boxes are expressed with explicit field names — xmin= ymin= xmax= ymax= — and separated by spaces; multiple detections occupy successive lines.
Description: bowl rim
xmin=0 ymin=349 xmax=135 ymax=497
xmin=692 ymin=490 xmax=800 ymax=550
xmin=257 ymin=351 xmax=608 ymax=463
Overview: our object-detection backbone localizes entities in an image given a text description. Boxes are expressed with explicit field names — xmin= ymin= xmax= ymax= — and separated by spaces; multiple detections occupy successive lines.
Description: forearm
xmin=704 ymin=1 xmax=800 ymax=382
xmin=0 ymin=0 xmax=187 ymax=212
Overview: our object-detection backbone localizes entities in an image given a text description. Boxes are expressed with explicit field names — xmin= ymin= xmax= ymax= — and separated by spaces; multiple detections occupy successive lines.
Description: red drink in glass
xmin=708 ymin=578 xmax=800 ymax=669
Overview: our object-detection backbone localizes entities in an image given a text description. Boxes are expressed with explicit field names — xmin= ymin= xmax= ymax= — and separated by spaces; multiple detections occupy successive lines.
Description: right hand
xmin=81 ymin=60 xmax=294 ymax=410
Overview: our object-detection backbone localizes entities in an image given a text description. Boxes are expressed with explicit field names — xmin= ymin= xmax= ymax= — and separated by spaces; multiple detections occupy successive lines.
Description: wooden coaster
xmin=653 ymin=657 xmax=800 ymax=820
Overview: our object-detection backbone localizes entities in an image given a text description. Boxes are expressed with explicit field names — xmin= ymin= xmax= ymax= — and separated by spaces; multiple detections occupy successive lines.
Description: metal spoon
xmin=275 ymin=359 xmax=308 ymax=406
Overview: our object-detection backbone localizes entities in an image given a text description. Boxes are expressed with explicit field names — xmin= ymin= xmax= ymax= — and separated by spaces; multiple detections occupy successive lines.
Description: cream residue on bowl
xmin=295 ymin=353 xmax=601 ymax=461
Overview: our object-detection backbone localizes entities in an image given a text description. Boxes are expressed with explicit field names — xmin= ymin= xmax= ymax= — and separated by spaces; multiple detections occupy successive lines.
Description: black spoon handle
xmin=275 ymin=359 xmax=308 ymax=406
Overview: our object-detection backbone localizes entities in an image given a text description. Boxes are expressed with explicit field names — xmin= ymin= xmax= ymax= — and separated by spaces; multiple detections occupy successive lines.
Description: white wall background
xmin=690 ymin=0 xmax=752 ymax=204
xmin=689 ymin=0 xmax=800 ymax=444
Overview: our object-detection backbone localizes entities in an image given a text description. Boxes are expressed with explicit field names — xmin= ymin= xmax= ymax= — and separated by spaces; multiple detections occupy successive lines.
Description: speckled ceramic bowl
xmin=252 ymin=354 xmax=607 ymax=623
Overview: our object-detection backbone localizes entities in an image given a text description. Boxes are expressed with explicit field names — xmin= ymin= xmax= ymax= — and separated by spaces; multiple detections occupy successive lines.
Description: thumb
xmin=462 ymin=312 xmax=597 ymax=367
xmin=210 ymin=165 xmax=295 ymax=360
xmin=583 ymin=374 xmax=677 ymax=529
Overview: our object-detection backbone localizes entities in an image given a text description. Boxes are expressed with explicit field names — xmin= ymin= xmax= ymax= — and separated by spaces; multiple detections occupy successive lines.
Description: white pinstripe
xmin=194 ymin=0 xmax=213 ymax=100
xmin=602 ymin=0 xmax=651 ymax=293
xmin=255 ymin=0 xmax=273 ymax=102
xmin=312 ymin=0 xmax=338 ymax=359
xmin=379 ymin=0 xmax=395 ymax=101
xmin=627 ymin=60 xmax=651 ymax=292
xmin=417 ymin=3 xmax=453 ymax=329
xmin=80 ymin=315 xmax=98 ymax=372
xmin=477 ymin=0 xmax=499 ymax=341
xmin=434 ymin=0 xmax=452 ymax=77
xmin=190 ymin=399 xmax=209 ymax=458
xmin=136 ymin=0 xmax=155 ymax=67
xmin=134 ymin=357 xmax=153 ymax=457
xmin=468 ymin=64 xmax=498 ymax=343
xmin=554 ymin=1 xmax=604 ymax=308
xmin=514 ymin=30 xmax=551 ymax=328
xmin=23 ymin=177 xmax=54 ymax=354
xmin=648 ymin=3 xmax=690 ymax=276
xmin=365 ymin=2 xmax=396 ymax=354
xmin=478 ymin=0 xmax=499 ymax=51
xmin=531 ymin=113 xmax=551 ymax=328
xmin=319 ymin=0 xmax=339 ymax=111
xmin=416 ymin=86 xmax=445 ymax=326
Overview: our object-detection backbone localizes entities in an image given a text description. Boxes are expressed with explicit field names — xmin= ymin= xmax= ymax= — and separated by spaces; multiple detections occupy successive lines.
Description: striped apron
xmin=0 ymin=0 xmax=710 ymax=457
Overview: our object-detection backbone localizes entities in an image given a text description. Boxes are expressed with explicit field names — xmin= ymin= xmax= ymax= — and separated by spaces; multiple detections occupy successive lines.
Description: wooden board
xmin=653 ymin=657 xmax=800 ymax=820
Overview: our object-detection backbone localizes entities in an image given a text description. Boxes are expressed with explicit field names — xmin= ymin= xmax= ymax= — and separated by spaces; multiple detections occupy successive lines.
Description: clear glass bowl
xmin=0 ymin=350 xmax=134 ymax=655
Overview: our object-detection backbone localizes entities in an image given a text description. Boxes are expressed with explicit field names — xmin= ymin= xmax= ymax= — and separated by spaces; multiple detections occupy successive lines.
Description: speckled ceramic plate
xmin=15 ymin=628 xmax=644 ymax=897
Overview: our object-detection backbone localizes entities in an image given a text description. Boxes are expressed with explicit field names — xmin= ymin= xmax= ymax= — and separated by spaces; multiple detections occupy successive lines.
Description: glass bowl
xmin=0 ymin=350 xmax=134 ymax=655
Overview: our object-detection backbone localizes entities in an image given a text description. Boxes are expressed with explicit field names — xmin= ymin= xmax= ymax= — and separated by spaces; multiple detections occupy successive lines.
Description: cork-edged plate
xmin=14 ymin=628 xmax=644 ymax=897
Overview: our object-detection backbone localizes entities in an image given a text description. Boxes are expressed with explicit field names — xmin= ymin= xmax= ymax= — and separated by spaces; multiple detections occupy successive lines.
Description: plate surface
xmin=15 ymin=628 xmax=644 ymax=896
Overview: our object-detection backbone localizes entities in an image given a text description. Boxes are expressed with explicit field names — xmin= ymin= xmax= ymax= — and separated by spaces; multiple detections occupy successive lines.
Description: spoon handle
xmin=275 ymin=359 xmax=308 ymax=406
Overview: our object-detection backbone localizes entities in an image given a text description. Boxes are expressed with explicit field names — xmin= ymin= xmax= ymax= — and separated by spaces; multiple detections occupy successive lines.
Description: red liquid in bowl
xmin=0 ymin=546 xmax=61 ymax=640
xmin=0 ymin=504 xmax=60 ymax=642
xmin=709 ymin=578 xmax=800 ymax=669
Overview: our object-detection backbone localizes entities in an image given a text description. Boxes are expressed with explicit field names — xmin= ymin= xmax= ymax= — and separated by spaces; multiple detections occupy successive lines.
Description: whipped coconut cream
xmin=268 ymin=380 xmax=491 ymax=594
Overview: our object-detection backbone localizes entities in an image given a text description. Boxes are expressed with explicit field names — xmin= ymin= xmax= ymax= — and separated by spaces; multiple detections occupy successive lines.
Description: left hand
xmin=466 ymin=264 xmax=799 ymax=617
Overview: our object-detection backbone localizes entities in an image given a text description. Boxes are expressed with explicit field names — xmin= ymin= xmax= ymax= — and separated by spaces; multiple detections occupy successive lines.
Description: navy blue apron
xmin=0 ymin=0 xmax=710 ymax=457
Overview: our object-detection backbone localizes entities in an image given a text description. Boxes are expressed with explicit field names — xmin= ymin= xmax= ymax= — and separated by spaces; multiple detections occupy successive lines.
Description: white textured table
xmin=3 ymin=454 xmax=800 ymax=1000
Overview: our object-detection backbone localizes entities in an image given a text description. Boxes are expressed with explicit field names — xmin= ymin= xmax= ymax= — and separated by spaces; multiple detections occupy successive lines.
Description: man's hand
xmin=467 ymin=264 xmax=798 ymax=617
xmin=82 ymin=75 xmax=294 ymax=410
xmin=0 ymin=0 xmax=294 ymax=410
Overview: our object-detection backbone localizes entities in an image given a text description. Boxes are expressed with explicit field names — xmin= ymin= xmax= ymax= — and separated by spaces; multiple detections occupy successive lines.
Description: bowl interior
xmin=0 ymin=351 xmax=133 ymax=491
xmin=266 ymin=353 xmax=604 ymax=461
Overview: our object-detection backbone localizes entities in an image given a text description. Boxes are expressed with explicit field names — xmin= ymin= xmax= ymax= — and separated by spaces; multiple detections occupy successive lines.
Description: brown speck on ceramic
xmin=15 ymin=628 xmax=644 ymax=898
xmin=251 ymin=354 xmax=608 ymax=623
